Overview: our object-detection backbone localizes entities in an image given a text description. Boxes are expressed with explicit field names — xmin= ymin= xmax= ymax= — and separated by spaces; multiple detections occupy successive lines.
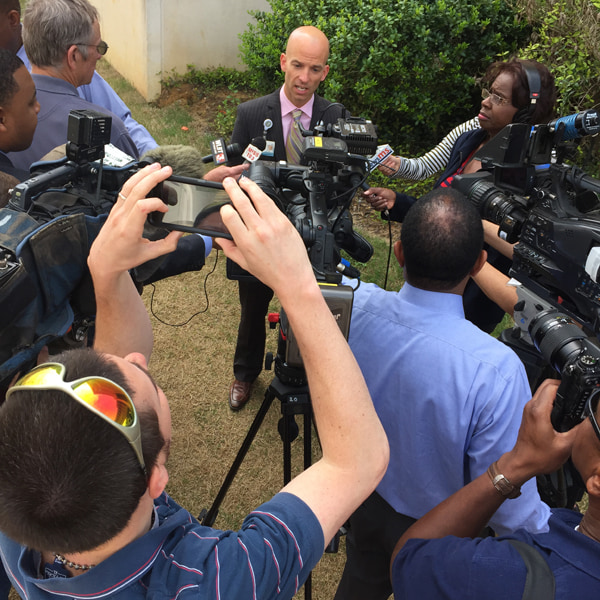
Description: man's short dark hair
xmin=0 ymin=348 xmax=165 ymax=553
xmin=401 ymin=187 xmax=483 ymax=291
xmin=0 ymin=1 xmax=20 ymax=15
xmin=0 ymin=47 xmax=23 ymax=106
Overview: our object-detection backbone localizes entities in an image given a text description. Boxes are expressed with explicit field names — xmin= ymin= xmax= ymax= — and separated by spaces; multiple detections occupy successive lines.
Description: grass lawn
xmin=94 ymin=59 xmax=401 ymax=599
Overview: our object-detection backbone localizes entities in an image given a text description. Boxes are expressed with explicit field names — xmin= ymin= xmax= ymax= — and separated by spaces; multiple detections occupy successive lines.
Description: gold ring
xmin=118 ymin=192 xmax=127 ymax=201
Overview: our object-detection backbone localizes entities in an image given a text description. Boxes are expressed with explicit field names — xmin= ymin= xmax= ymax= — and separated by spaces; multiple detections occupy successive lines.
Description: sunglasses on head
xmin=6 ymin=362 xmax=146 ymax=476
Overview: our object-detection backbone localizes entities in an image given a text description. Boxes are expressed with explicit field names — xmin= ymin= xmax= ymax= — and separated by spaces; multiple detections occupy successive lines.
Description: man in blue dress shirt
xmin=7 ymin=0 xmax=140 ymax=172
xmin=335 ymin=187 xmax=550 ymax=599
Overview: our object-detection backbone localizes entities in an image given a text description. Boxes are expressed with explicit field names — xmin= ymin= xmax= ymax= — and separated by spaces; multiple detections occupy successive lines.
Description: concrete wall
xmin=89 ymin=0 xmax=270 ymax=100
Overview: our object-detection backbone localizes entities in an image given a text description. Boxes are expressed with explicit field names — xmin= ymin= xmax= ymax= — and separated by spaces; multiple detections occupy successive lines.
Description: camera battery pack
xmin=283 ymin=283 xmax=354 ymax=368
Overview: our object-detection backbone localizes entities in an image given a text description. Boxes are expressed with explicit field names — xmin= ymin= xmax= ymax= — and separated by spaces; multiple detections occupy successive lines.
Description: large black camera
xmin=0 ymin=111 xmax=156 ymax=388
xmin=245 ymin=118 xmax=378 ymax=373
xmin=452 ymin=110 xmax=600 ymax=435
xmin=241 ymin=116 xmax=378 ymax=283
xmin=247 ymin=149 xmax=374 ymax=277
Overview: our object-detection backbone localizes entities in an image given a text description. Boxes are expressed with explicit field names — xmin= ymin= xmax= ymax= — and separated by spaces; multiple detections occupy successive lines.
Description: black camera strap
xmin=507 ymin=539 xmax=555 ymax=600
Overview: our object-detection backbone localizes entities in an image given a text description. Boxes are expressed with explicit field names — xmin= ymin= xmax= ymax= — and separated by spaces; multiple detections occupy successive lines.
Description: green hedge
xmin=516 ymin=0 xmax=600 ymax=174
xmin=239 ymin=0 xmax=530 ymax=155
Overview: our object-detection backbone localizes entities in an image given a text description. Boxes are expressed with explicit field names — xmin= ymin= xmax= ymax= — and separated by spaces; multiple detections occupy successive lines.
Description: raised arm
xmin=483 ymin=220 xmax=515 ymax=259
xmin=88 ymin=163 xmax=182 ymax=360
xmin=471 ymin=261 xmax=518 ymax=318
xmin=379 ymin=118 xmax=480 ymax=180
xmin=218 ymin=176 xmax=390 ymax=547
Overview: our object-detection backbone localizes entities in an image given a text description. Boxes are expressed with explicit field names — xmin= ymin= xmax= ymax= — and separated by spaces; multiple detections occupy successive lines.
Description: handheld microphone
xmin=242 ymin=137 xmax=267 ymax=163
xmin=201 ymin=139 xmax=242 ymax=164
xmin=367 ymin=144 xmax=394 ymax=173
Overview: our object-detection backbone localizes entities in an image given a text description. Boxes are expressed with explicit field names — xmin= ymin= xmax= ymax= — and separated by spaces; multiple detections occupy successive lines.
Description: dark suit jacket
xmin=230 ymin=89 xmax=345 ymax=163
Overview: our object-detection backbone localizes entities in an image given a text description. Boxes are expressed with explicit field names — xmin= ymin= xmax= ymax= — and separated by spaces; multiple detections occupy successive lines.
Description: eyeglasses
xmin=584 ymin=391 xmax=600 ymax=443
xmin=71 ymin=40 xmax=109 ymax=56
xmin=481 ymin=88 xmax=512 ymax=106
xmin=6 ymin=363 xmax=146 ymax=475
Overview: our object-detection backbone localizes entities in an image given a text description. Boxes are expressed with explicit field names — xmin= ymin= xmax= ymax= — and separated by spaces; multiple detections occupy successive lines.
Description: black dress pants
xmin=233 ymin=278 xmax=274 ymax=382
xmin=334 ymin=491 xmax=416 ymax=600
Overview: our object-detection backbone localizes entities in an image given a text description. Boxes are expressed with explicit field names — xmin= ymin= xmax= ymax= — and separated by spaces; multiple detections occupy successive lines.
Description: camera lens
xmin=452 ymin=174 xmax=527 ymax=243
xmin=529 ymin=309 xmax=588 ymax=371
xmin=461 ymin=179 xmax=513 ymax=224
xmin=247 ymin=162 xmax=279 ymax=202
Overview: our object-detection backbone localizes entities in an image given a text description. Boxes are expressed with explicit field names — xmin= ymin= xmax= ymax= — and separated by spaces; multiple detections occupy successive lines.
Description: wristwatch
xmin=487 ymin=461 xmax=521 ymax=499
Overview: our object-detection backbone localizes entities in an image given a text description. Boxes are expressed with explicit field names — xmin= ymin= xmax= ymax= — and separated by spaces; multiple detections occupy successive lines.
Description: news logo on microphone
xmin=242 ymin=137 xmax=267 ymax=163
xmin=211 ymin=139 xmax=228 ymax=165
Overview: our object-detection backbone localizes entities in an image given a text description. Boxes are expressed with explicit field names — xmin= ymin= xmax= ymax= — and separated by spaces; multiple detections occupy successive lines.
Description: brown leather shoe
xmin=229 ymin=379 xmax=253 ymax=411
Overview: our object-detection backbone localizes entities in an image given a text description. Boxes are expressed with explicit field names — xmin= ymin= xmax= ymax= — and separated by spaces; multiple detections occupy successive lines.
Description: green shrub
xmin=161 ymin=65 xmax=254 ymax=93
xmin=516 ymin=0 xmax=600 ymax=113
xmin=239 ymin=0 xmax=530 ymax=155
xmin=516 ymin=0 xmax=600 ymax=174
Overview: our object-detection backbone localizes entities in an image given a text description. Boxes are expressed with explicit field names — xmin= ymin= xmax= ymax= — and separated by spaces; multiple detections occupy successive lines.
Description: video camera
xmin=245 ymin=116 xmax=378 ymax=374
xmin=0 ymin=110 xmax=158 ymax=389
xmin=452 ymin=109 xmax=600 ymax=437
xmin=8 ymin=109 xmax=138 ymax=218
xmin=247 ymin=130 xmax=376 ymax=279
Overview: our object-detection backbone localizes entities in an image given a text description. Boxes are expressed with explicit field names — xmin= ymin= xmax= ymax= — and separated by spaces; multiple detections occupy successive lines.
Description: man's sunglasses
xmin=6 ymin=363 xmax=146 ymax=475
xmin=71 ymin=40 xmax=109 ymax=56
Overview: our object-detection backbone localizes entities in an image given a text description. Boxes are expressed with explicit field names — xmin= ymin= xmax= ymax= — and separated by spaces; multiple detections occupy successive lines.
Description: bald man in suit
xmin=227 ymin=26 xmax=345 ymax=410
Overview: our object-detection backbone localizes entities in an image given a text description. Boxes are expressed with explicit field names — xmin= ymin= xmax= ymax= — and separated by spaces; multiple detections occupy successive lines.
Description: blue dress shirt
xmin=17 ymin=46 xmax=157 ymax=156
xmin=348 ymin=281 xmax=550 ymax=535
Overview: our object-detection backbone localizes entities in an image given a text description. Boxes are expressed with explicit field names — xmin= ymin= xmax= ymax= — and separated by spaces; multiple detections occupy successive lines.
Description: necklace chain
xmin=53 ymin=553 xmax=96 ymax=571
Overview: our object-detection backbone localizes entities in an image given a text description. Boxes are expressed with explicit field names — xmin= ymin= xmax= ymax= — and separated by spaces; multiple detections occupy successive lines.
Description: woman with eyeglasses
xmin=365 ymin=58 xmax=556 ymax=332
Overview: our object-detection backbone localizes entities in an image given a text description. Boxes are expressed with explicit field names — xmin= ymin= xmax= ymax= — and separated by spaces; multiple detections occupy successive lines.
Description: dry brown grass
xmin=93 ymin=60 xmax=365 ymax=597
xmin=140 ymin=254 xmax=349 ymax=599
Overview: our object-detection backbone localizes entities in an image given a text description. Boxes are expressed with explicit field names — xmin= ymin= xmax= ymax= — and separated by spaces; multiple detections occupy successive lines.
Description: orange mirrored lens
xmin=16 ymin=366 xmax=135 ymax=428
xmin=73 ymin=380 xmax=135 ymax=427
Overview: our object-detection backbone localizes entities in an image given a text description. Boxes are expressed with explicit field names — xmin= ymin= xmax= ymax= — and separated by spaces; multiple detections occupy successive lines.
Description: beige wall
xmin=89 ymin=0 xmax=270 ymax=100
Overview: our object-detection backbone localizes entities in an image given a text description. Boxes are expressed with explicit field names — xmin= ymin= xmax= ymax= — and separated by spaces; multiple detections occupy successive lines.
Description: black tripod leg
xmin=282 ymin=411 xmax=293 ymax=484
xmin=279 ymin=397 xmax=314 ymax=600
xmin=201 ymin=386 xmax=276 ymax=526
xmin=303 ymin=410 xmax=312 ymax=471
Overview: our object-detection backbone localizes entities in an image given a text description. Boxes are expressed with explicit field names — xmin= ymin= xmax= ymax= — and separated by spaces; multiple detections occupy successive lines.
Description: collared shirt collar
xmin=399 ymin=282 xmax=466 ymax=319
xmin=280 ymin=86 xmax=314 ymax=142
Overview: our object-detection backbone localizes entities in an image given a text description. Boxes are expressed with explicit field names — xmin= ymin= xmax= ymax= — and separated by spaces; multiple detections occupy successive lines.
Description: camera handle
xmin=499 ymin=287 xmax=588 ymax=508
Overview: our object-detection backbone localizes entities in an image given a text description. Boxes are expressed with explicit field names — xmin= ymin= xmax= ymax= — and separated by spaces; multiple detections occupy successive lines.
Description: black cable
xmin=148 ymin=248 xmax=221 ymax=327
xmin=383 ymin=216 xmax=393 ymax=290
xmin=329 ymin=157 xmax=371 ymax=229
xmin=380 ymin=167 xmax=402 ymax=291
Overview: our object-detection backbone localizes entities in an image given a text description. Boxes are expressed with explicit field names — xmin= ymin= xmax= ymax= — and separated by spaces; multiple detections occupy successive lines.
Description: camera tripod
xmin=200 ymin=356 xmax=318 ymax=599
